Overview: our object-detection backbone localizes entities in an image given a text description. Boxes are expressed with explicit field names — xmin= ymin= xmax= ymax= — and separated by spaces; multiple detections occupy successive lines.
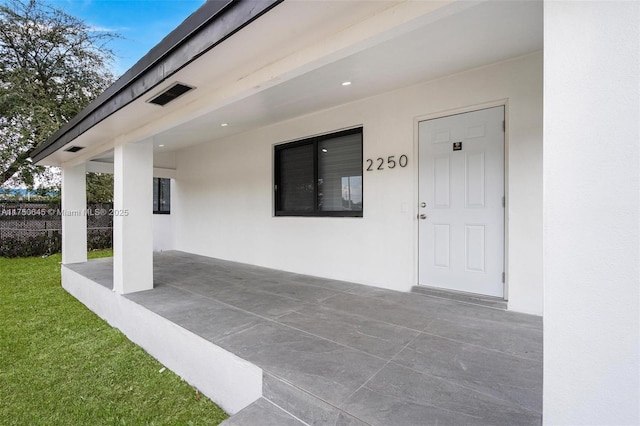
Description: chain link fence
xmin=0 ymin=201 xmax=113 ymax=257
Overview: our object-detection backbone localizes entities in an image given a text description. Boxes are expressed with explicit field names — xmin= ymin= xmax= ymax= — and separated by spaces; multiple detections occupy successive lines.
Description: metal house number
xmin=365 ymin=154 xmax=408 ymax=171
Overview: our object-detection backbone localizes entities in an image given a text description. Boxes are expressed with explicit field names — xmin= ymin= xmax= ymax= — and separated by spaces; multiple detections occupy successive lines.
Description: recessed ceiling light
xmin=221 ymin=123 xmax=229 ymax=127
xmin=158 ymin=144 xmax=165 ymax=147
xmin=341 ymin=81 xmax=352 ymax=86
xmin=322 ymin=148 xmax=328 ymax=153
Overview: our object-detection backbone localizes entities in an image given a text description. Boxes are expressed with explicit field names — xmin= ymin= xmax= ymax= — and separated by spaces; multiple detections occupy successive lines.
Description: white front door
xmin=418 ymin=106 xmax=505 ymax=297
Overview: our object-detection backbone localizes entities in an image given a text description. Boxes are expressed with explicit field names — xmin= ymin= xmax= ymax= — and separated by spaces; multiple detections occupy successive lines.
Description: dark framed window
xmin=275 ymin=128 xmax=363 ymax=217
xmin=153 ymin=178 xmax=171 ymax=214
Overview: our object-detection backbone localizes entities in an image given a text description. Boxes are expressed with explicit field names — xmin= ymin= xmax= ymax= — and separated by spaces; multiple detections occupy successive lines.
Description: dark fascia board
xmin=32 ymin=0 xmax=283 ymax=163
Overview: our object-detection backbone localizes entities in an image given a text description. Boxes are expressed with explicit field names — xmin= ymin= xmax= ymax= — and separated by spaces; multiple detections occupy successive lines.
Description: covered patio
xmin=29 ymin=0 xmax=640 ymax=423
xmin=65 ymin=251 xmax=542 ymax=425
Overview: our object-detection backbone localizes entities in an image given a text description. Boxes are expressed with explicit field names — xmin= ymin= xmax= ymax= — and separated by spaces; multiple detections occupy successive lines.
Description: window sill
xmin=275 ymin=211 xmax=362 ymax=218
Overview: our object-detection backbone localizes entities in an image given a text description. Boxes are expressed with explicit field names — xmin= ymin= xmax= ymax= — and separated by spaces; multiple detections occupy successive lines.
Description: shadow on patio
xmin=65 ymin=251 xmax=542 ymax=426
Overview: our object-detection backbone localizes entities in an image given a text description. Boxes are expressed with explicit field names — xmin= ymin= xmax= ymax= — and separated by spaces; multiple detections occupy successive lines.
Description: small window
xmin=153 ymin=178 xmax=171 ymax=214
xmin=275 ymin=128 xmax=363 ymax=217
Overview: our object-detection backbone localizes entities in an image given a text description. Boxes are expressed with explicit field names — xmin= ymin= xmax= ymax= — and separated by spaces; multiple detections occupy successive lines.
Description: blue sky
xmin=56 ymin=0 xmax=206 ymax=76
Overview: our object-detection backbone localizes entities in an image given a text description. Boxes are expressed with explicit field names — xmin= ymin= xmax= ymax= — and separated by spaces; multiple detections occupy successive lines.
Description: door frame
xmin=413 ymin=99 xmax=510 ymax=301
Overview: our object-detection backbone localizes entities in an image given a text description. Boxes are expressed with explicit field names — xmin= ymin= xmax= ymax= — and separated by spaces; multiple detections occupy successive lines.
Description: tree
xmin=0 ymin=0 xmax=117 ymax=189
xmin=86 ymin=172 xmax=113 ymax=203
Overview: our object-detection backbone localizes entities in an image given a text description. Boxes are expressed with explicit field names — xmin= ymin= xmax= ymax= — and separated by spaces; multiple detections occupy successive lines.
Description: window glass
xmin=275 ymin=128 xmax=362 ymax=217
xmin=159 ymin=178 xmax=171 ymax=212
xmin=153 ymin=178 xmax=159 ymax=212
xmin=318 ymin=134 xmax=362 ymax=212
xmin=153 ymin=178 xmax=171 ymax=214
xmin=278 ymin=143 xmax=315 ymax=212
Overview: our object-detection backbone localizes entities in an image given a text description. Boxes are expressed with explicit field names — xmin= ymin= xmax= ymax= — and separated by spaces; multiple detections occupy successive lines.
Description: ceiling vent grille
xmin=64 ymin=145 xmax=85 ymax=153
xmin=148 ymin=83 xmax=194 ymax=106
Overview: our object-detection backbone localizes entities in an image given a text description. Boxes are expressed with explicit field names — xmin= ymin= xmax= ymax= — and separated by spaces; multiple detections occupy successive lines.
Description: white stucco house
xmin=31 ymin=1 xmax=639 ymax=424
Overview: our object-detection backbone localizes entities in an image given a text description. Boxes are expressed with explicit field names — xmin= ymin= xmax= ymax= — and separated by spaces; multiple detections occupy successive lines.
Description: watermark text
xmin=1 ymin=208 xmax=129 ymax=217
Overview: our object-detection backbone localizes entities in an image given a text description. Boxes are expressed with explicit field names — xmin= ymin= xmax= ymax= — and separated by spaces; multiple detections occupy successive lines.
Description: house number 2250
xmin=365 ymin=155 xmax=408 ymax=171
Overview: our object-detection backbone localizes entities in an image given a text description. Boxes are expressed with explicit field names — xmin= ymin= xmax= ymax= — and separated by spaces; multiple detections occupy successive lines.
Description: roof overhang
xmin=31 ymin=0 xmax=282 ymax=164
xmin=33 ymin=0 xmax=543 ymax=167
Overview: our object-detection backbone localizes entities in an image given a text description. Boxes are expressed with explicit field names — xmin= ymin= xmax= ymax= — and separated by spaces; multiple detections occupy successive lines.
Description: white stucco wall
xmin=152 ymin=214 xmax=172 ymax=252
xmin=173 ymin=52 xmax=543 ymax=315
xmin=543 ymin=2 xmax=640 ymax=424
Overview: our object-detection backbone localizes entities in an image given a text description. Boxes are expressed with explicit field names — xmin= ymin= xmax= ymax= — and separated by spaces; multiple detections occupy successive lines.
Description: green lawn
xmin=0 ymin=250 xmax=228 ymax=425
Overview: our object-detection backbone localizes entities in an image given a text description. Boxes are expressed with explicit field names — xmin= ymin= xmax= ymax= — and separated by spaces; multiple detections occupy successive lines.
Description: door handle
xmin=418 ymin=214 xmax=427 ymax=220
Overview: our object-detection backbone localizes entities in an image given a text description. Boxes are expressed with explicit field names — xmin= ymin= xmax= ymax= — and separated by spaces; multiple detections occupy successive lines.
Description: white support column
xmin=544 ymin=1 xmax=640 ymax=425
xmin=113 ymin=141 xmax=153 ymax=294
xmin=61 ymin=163 xmax=87 ymax=264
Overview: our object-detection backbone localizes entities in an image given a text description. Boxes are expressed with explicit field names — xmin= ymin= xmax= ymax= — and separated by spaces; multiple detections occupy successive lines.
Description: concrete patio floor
xmin=66 ymin=251 xmax=542 ymax=425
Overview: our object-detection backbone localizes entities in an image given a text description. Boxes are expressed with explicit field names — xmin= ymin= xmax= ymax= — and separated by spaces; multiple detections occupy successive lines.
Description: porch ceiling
xmin=42 ymin=0 xmax=542 ymax=167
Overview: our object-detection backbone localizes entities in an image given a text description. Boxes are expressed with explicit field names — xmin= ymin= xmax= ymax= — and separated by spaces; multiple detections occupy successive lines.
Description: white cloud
xmin=87 ymin=24 xmax=127 ymax=33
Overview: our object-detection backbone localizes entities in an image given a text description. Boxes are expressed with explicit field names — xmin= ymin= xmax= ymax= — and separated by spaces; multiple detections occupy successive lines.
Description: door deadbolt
xmin=420 ymin=202 xmax=427 ymax=208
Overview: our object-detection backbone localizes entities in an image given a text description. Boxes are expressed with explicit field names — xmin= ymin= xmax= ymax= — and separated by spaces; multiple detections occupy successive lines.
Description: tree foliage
xmin=86 ymin=172 xmax=113 ymax=203
xmin=0 ymin=0 xmax=117 ymax=189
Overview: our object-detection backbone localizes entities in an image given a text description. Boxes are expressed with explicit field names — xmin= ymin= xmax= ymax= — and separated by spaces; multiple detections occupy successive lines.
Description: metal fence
xmin=0 ymin=201 xmax=113 ymax=257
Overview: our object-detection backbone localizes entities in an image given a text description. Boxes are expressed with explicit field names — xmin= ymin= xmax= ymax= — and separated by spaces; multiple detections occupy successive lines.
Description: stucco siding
xmin=173 ymin=52 xmax=543 ymax=315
